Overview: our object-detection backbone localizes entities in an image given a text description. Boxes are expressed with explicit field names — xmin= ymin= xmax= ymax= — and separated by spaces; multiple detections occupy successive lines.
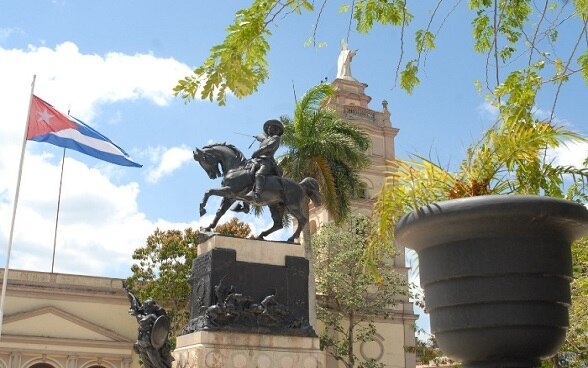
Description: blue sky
xmin=1 ymin=0 xmax=587 ymax=336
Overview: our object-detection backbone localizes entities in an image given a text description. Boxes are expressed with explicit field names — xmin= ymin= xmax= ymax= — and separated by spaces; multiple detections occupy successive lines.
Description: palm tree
xmin=278 ymin=82 xmax=370 ymax=327
xmin=279 ymin=83 xmax=370 ymax=222
xmin=370 ymin=119 xmax=588 ymax=263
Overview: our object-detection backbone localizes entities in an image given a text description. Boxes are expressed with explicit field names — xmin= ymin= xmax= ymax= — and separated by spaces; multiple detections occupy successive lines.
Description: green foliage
xmin=565 ymin=237 xmax=588 ymax=366
xmin=368 ymin=117 xmax=588 ymax=263
xmin=400 ymin=60 xmax=420 ymax=95
xmin=405 ymin=334 xmax=443 ymax=365
xmin=353 ymin=0 xmax=412 ymax=33
xmin=579 ymin=51 xmax=588 ymax=83
xmin=542 ymin=237 xmax=588 ymax=367
xmin=469 ymin=0 xmax=493 ymax=9
xmin=173 ymin=0 xmax=413 ymax=104
xmin=125 ymin=220 xmax=251 ymax=337
xmin=173 ymin=0 xmax=275 ymax=105
xmin=554 ymin=58 xmax=569 ymax=83
xmin=471 ymin=12 xmax=492 ymax=53
xmin=314 ymin=215 xmax=406 ymax=368
xmin=175 ymin=0 xmax=588 ymax=115
xmin=125 ymin=227 xmax=201 ymax=337
xmin=494 ymin=63 xmax=544 ymax=125
xmin=415 ymin=30 xmax=435 ymax=53
xmin=575 ymin=0 xmax=588 ymax=17
xmin=277 ymin=83 xmax=370 ymax=327
xmin=279 ymin=83 xmax=370 ymax=223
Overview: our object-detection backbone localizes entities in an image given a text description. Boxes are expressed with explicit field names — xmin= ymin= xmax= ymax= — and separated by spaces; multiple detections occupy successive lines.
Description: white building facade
xmin=0 ymin=269 xmax=138 ymax=368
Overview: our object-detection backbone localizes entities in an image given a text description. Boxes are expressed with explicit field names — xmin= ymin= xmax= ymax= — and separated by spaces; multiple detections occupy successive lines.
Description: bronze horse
xmin=193 ymin=143 xmax=322 ymax=243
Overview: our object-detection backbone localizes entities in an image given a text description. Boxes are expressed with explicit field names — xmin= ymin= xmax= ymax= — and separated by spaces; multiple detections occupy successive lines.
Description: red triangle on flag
xmin=27 ymin=95 xmax=77 ymax=140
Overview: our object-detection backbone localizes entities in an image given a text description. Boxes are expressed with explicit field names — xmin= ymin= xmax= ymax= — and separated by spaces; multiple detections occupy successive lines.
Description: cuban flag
xmin=27 ymin=95 xmax=141 ymax=167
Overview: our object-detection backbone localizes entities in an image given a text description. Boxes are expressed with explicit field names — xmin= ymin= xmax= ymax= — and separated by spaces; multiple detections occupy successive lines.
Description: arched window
xmin=357 ymin=187 xmax=368 ymax=199
xmin=86 ymin=365 xmax=110 ymax=368
xmin=354 ymin=180 xmax=372 ymax=199
xmin=84 ymin=361 xmax=116 ymax=368
xmin=29 ymin=364 xmax=56 ymax=368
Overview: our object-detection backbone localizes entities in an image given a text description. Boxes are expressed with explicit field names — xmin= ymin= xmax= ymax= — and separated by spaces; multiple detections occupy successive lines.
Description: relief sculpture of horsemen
xmin=193 ymin=119 xmax=322 ymax=243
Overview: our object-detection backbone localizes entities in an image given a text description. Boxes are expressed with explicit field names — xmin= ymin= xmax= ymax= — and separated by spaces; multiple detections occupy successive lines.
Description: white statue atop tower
xmin=337 ymin=39 xmax=357 ymax=81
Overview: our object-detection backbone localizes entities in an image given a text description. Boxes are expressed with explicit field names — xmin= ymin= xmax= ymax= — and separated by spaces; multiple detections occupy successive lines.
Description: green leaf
xmin=553 ymin=58 xmax=569 ymax=83
xmin=575 ymin=0 xmax=588 ymax=16
xmin=174 ymin=0 xmax=290 ymax=104
xmin=354 ymin=0 xmax=413 ymax=34
xmin=400 ymin=60 xmax=420 ymax=94
xmin=549 ymin=29 xmax=559 ymax=43
xmin=415 ymin=30 xmax=436 ymax=53
xmin=472 ymin=13 xmax=492 ymax=53
xmin=301 ymin=0 xmax=314 ymax=11
xmin=469 ymin=0 xmax=492 ymax=10
xmin=500 ymin=46 xmax=516 ymax=61
xmin=578 ymin=51 xmax=588 ymax=83
xmin=314 ymin=215 xmax=406 ymax=367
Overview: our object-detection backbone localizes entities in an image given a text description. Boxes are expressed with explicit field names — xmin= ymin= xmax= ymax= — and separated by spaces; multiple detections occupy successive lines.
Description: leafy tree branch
xmin=175 ymin=0 xmax=588 ymax=127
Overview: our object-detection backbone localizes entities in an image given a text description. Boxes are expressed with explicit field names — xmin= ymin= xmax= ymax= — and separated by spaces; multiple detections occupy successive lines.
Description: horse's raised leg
xmin=257 ymin=205 xmax=285 ymax=240
xmin=199 ymin=186 xmax=234 ymax=216
xmin=205 ymin=197 xmax=236 ymax=231
xmin=200 ymin=191 xmax=211 ymax=216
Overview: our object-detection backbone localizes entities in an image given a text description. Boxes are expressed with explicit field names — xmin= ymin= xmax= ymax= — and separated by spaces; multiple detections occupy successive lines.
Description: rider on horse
xmin=244 ymin=119 xmax=284 ymax=203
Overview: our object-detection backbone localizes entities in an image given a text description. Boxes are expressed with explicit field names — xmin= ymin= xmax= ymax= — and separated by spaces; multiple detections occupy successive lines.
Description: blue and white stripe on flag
xmin=27 ymin=95 xmax=142 ymax=168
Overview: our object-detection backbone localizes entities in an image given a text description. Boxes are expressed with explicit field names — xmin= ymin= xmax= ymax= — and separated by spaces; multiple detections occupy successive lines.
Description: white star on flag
xmin=37 ymin=108 xmax=54 ymax=124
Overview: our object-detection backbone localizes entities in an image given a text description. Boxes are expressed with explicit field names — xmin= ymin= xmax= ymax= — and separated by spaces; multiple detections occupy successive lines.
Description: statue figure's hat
xmin=263 ymin=119 xmax=284 ymax=136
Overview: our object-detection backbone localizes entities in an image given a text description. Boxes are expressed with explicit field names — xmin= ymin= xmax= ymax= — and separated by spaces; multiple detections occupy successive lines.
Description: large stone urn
xmin=394 ymin=195 xmax=588 ymax=368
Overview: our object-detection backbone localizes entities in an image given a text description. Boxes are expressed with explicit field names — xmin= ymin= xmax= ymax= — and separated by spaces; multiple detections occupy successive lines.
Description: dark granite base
xmin=183 ymin=239 xmax=315 ymax=337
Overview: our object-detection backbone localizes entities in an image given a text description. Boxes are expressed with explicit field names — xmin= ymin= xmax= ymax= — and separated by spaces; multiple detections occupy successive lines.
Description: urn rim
xmin=394 ymin=195 xmax=588 ymax=252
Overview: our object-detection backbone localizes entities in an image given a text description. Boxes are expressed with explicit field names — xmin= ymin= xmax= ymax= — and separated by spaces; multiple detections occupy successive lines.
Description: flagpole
xmin=0 ymin=75 xmax=36 ymax=338
xmin=51 ymin=147 xmax=66 ymax=273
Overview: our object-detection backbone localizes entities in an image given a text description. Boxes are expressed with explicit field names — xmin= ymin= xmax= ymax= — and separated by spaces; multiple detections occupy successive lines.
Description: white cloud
xmin=0 ymin=42 xmax=200 ymax=278
xmin=548 ymin=141 xmax=588 ymax=168
xmin=0 ymin=42 xmax=192 ymax=124
xmin=146 ymin=145 xmax=193 ymax=183
xmin=0 ymin=153 xmax=152 ymax=277
xmin=0 ymin=149 xmax=214 ymax=277
xmin=476 ymin=102 xmax=587 ymax=169
xmin=478 ymin=101 xmax=498 ymax=118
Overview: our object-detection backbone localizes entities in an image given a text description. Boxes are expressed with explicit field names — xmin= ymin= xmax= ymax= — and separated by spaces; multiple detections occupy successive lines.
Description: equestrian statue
xmin=193 ymin=119 xmax=322 ymax=243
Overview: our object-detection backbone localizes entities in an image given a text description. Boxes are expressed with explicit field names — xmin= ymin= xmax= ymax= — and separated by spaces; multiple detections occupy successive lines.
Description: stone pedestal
xmin=173 ymin=331 xmax=325 ymax=368
xmin=182 ymin=235 xmax=314 ymax=335
xmin=175 ymin=235 xmax=324 ymax=367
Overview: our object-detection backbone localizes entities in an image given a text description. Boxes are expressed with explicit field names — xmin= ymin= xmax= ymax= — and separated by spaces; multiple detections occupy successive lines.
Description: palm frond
xmin=368 ymin=114 xmax=588 ymax=273
xmin=279 ymin=83 xmax=370 ymax=222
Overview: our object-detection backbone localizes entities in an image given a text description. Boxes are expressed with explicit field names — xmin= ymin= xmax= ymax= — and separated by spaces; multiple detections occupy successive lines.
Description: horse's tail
xmin=299 ymin=177 xmax=322 ymax=207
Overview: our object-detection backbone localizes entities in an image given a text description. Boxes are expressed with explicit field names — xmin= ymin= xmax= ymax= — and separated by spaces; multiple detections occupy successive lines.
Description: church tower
xmin=310 ymin=41 xmax=417 ymax=368
xmin=308 ymin=40 xmax=399 ymax=228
